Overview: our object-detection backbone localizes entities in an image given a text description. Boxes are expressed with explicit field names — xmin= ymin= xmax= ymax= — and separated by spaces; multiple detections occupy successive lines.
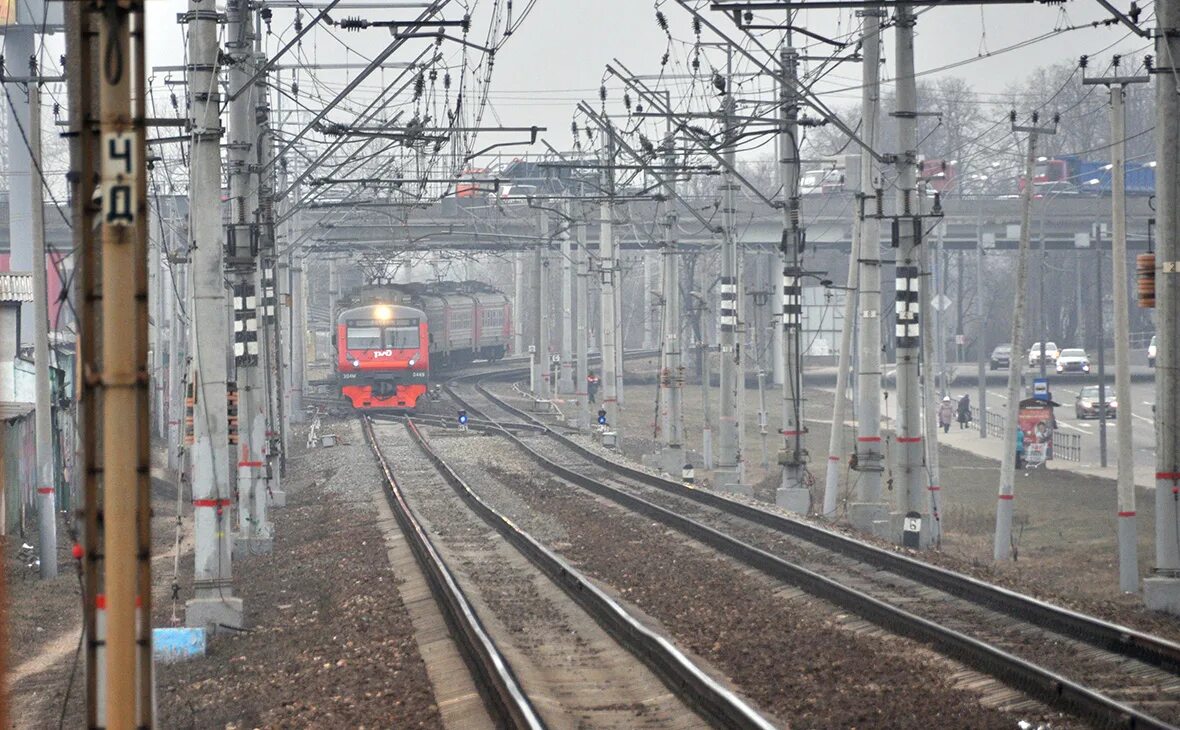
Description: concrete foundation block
xmin=270 ymin=489 xmax=287 ymax=508
xmin=848 ymin=502 xmax=890 ymax=536
xmin=660 ymin=448 xmax=686 ymax=476
xmin=185 ymin=595 xmax=244 ymax=632
xmin=1144 ymin=576 xmax=1180 ymax=615
xmin=713 ymin=467 xmax=749 ymax=496
xmin=775 ymin=487 xmax=810 ymax=515
xmin=233 ymin=535 xmax=274 ymax=557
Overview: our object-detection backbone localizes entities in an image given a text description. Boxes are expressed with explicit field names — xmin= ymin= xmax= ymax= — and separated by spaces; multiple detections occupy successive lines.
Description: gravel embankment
xmin=427 ymin=428 xmax=1082 ymax=730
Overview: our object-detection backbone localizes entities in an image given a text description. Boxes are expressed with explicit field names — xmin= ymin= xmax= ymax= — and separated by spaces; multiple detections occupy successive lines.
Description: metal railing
xmin=1051 ymin=431 xmax=1082 ymax=462
xmin=985 ymin=408 xmax=1004 ymax=438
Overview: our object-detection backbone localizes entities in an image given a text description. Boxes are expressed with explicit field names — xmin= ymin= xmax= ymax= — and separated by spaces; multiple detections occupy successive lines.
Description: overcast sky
xmin=0 ymin=0 xmax=1147 ymax=184
xmin=126 ymin=0 xmax=1150 ymax=159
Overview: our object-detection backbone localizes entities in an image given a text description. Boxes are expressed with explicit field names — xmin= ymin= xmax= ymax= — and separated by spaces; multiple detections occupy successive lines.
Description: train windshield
xmin=347 ymin=326 xmax=383 ymax=350
xmin=385 ymin=326 xmax=420 ymax=349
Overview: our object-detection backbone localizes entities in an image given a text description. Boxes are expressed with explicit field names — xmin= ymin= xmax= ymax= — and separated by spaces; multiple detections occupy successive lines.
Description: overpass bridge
xmin=300 ymin=193 xmax=1157 ymax=255
xmin=0 ymin=192 xmax=1155 ymax=258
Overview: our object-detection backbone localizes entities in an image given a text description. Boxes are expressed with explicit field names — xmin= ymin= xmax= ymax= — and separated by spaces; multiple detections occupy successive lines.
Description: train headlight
xmin=351 ymin=358 xmax=360 ymax=368
xmin=374 ymin=304 xmax=393 ymax=321
xmin=408 ymin=357 xmax=416 ymax=367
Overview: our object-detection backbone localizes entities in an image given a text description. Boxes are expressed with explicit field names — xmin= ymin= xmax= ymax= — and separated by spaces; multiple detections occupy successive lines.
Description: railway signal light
xmin=458 ymin=409 xmax=468 ymax=425
xmin=597 ymin=409 xmax=608 ymax=426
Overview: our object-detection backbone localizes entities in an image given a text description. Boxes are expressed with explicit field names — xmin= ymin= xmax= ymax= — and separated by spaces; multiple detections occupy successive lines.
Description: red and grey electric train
xmin=335 ymin=281 xmax=513 ymax=409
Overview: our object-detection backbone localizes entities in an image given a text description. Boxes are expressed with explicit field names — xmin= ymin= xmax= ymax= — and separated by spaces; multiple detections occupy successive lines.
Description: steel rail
xmin=398 ymin=417 xmax=777 ymax=730
xmin=448 ymin=379 xmax=1179 ymax=730
xmin=463 ymin=376 xmax=1180 ymax=674
xmin=360 ymin=415 xmax=545 ymax=729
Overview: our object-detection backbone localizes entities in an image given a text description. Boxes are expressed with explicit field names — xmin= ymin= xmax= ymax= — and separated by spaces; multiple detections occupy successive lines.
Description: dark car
xmin=1075 ymin=384 xmax=1117 ymax=420
xmin=989 ymin=344 xmax=1012 ymax=370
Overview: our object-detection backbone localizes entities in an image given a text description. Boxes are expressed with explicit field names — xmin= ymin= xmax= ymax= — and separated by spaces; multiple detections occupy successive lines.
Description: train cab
xmin=335 ymin=302 xmax=430 ymax=409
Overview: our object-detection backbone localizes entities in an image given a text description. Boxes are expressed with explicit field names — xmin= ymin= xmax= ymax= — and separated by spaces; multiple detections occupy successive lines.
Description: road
xmin=980 ymin=379 xmax=1156 ymax=469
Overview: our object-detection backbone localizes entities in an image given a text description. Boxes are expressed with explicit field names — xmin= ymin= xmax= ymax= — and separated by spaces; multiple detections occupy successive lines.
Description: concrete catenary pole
xmin=186 ymin=0 xmax=243 ymax=629
xmin=718 ymin=56 xmax=745 ymax=492
xmin=851 ymin=8 xmax=888 ymax=532
xmin=660 ymin=133 xmax=685 ymax=471
xmin=891 ymin=4 xmax=930 ymax=545
xmin=513 ymin=251 xmax=525 ymax=355
xmin=995 ymin=112 xmax=1052 ymax=561
xmin=226 ymin=0 xmax=270 ymax=553
xmin=1110 ymin=82 xmax=1139 ymax=593
xmin=977 ymin=209 xmax=988 ymax=439
xmin=643 ymin=253 xmax=656 ymax=350
xmin=921 ymin=216 xmax=943 ymax=545
xmin=167 ymin=251 xmax=188 ymax=475
xmin=600 ymin=122 xmax=621 ymax=429
xmin=559 ymin=203 xmax=575 ymax=394
xmin=822 ymin=151 xmax=861 ymax=517
xmin=574 ymin=210 xmax=590 ymax=428
xmin=1082 ymin=61 xmax=1149 ymax=592
xmin=777 ymin=42 xmax=807 ymax=511
xmin=534 ymin=213 xmax=550 ymax=399
xmin=29 ymin=77 xmax=57 ymax=578
xmin=5 ymin=26 xmax=33 ymax=343
xmin=1146 ymin=0 xmax=1180 ymax=612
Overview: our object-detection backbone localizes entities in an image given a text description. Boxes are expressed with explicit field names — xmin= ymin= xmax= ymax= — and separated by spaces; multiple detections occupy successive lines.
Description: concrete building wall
xmin=0 ymin=407 xmax=36 ymax=535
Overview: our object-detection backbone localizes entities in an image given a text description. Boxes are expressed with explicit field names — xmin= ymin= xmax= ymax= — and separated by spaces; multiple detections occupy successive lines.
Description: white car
xmin=1148 ymin=335 xmax=1157 ymax=368
xmin=1028 ymin=342 xmax=1060 ymax=367
xmin=1055 ymin=348 xmax=1090 ymax=373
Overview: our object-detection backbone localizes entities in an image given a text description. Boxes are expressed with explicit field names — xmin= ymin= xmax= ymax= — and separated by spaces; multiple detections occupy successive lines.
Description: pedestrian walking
xmin=957 ymin=394 xmax=972 ymax=429
xmin=938 ymin=396 xmax=955 ymax=434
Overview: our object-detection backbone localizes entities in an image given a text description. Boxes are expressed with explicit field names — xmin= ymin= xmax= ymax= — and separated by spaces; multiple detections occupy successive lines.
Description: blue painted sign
xmin=1033 ymin=377 xmax=1049 ymax=402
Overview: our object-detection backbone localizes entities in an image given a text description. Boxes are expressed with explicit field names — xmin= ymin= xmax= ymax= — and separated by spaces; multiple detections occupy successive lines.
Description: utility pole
xmin=65 ymin=1 xmax=101 ymax=719
xmin=185 ymin=0 xmax=243 ymax=629
xmin=716 ymin=50 xmax=746 ymax=494
xmin=559 ymin=202 xmax=575 ymax=394
xmin=1146 ymin=3 xmax=1180 ymax=609
xmin=643 ymin=254 xmax=656 ymax=350
xmin=29 ymin=70 xmax=56 ymax=579
xmin=851 ymin=8 xmax=888 ymax=533
xmin=600 ymin=120 xmax=621 ymax=432
xmin=921 ymin=214 xmax=943 ymax=546
xmin=892 ymin=4 xmax=931 ymax=546
xmin=574 ymin=208 xmax=590 ymax=428
xmin=93 ymin=0 xmax=152 ymax=721
xmin=660 ymin=132 xmax=685 ymax=472
xmin=995 ymin=111 xmax=1056 ymax=561
xmin=227 ymin=0 xmax=272 ymax=554
xmin=935 ymin=225 xmax=948 ymax=396
xmin=167 ymin=247 xmax=188 ymax=476
xmin=775 ymin=40 xmax=807 ymax=511
xmin=5 ymin=25 xmax=34 ymax=344
xmin=1096 ymin=228 xmax=1109 ymax=468
xmin=513 ymin=252 xmax=525 ymax=356
xmin=822 ymin=138 xmax=861 ymax=517
xmin=977 ymin=219 xmax=989 ymax=440
xmin=1080 ymin=60 xmax=1148 ymax=593
xmin=534 ymin=212 xmax=550 ymax=399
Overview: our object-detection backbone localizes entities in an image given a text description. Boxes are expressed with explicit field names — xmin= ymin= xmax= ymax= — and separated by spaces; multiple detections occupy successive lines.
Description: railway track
xmin=445 ymin=376 xmax=1180 ymax=730
xmin=362 ymin=414 xmax=775 ymax=729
